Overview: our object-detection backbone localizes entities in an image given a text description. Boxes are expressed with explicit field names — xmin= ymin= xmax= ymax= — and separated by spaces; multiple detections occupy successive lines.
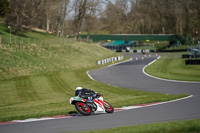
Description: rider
xmin=75 ymin=87 xmax=96 ymax=103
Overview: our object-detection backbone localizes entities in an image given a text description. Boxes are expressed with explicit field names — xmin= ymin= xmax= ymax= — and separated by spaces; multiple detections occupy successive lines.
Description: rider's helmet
xmin=75 ymin=87 xmax=82 ymax=96
xmin=76 ymin=87 xmax=82 ymax=90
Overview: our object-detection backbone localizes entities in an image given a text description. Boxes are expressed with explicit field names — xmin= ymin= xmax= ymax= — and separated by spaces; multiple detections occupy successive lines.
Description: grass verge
xmin=0 ymin=68 xmax=186 ymax=122
xmin=145 ymin=53 xmax=200 ymax=81
xmin=78 ymin=119 xmax=200 ymax=133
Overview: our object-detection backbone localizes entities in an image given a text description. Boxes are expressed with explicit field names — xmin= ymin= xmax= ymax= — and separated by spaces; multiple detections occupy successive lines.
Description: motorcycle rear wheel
xmin=75 ymin=102 xmax=92 ymax=116
xmin=104 ymin=101 xmax=114 ymax=113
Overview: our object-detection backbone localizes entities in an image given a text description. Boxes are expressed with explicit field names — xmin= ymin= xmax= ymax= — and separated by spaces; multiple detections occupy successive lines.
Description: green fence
xmin=102 ymin=41 xmax=135 ymax=46
xmin=81 ymin=34 xmax=179 ymax=42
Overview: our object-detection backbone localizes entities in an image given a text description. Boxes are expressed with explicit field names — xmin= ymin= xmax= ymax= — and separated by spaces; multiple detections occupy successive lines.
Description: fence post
xmin=0 ymin=36 xmax=1 ymax=48
xmin=14 ymin=37 xmax=16 ymax=46
xmin=19 ymin=41 xmax=22 ymax=49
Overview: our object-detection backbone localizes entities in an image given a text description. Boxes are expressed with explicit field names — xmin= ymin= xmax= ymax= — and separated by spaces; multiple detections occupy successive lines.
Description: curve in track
xmin=0 ymin=53 xmax=200 ymax=133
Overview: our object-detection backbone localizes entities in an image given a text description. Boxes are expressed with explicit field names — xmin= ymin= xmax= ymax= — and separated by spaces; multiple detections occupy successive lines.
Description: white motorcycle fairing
xmin=69 ymin=94 xmax=114 ymax=116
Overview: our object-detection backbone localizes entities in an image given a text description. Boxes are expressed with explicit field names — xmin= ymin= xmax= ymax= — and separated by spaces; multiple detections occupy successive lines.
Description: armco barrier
xmin=145 ymin=49 xmax=150 ymax=53
xmin=185 ymin=59 xmax=200 ymax=65
xmin=158 ymin=49 xmax=187 ymax=52
xmin=182 ymin=54 xmax=200 ymax=58
xmin=97 ymin=55 xmax=124 ymax=65
xmin=137 ymin=50 xmax=141 ymax=53
xmin=182 ymin=54 xmax=191 ymax=58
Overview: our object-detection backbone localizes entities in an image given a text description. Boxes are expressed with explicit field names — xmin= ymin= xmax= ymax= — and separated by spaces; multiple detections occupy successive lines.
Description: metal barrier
xmin=97 ymin=55 xmax=124 ymax=65
xmin=185 ymin=59 xmax=200 ymax=65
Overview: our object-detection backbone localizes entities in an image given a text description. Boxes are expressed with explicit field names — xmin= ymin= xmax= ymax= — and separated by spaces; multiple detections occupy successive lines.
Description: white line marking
xmin=86 ymin=58 xmax=132 ymax=81
xmin=11 ymin=116 xmax=72 ymax=123
xmin=143 ymin=56 xmax=200 ymax=83
xmin=152 ymin=95 xmax=193 ymax=106
xmin=115 ymin=95 xmax=193 ymax=111
xmin=2 ymin=95 xmax=193 ymax=125
xmin=12 ymin=118 xmax=55 ymax=123
xmin=86 ymin=71 xmax=95 ymax=81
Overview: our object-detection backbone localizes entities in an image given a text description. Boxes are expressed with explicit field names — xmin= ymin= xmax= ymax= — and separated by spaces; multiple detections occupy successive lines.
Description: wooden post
xmin=14 ymin=37 xmax=16 ymax=47
xmin=21 ymin=38 xmax=23 ymax=49
xmin=19 ymin=41 xmax=21 ymax=49
xmin=10 ymin=39 xmax=12 ymax=47
xmin=0 ymin=36 xmax=2 ymax=48
xmin=19 ymin=41 xmax=23 ymax=49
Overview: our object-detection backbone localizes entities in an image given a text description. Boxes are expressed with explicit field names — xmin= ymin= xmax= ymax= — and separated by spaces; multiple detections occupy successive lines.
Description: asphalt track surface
xmin=1 ymin=53 xmax=200 ymax=133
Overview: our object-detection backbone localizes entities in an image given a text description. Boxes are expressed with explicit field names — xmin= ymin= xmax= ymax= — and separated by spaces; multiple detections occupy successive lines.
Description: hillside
xmin=0 ymin=23 xmax=119 ymax=80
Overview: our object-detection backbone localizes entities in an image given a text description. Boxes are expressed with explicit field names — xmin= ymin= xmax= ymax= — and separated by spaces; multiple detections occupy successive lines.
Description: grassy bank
xmin=144 ymin=53 xmax=200 ymax=81
xmin=0 ymin=69 xmax=184 ymax=122
xmin=79 ymin=119 xmax=200 ymax=133
xmin=0 ymin=24 xmax=186 ymax=122
xmin=0 ymin=23 xmax=56 ymax=44
xmin=0 ymin=39 xmax=117 ymax=80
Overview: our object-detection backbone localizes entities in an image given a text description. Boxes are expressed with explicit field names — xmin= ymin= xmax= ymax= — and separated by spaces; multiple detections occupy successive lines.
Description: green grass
xmin=0 ymin=23 xmax=55 ymax=40
xmin=131 ymin=45 xmax=155 ymax=51
xmin=130 ymin=41 xmax=169 ymax=51
xmin=165 ymin=45 xmax=188 ymax=50
xmin=0 ymin=69 xmax=185 ymax=122
xmin=79 ymin=119 xmax=200 ymax=133
xmin=145 ymin=53 xmax=200 ymax=81
xmin=0 ymin=24 xmax=186 ymax=122
xmin=0 ymin=39 xmax=118 ymax=79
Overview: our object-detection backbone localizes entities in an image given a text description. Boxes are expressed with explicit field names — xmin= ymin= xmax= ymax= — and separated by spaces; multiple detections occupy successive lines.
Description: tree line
xmin=1 ymin=0 xmax=200 ymax=40
xmin=102 ymin=0 xmax=200 ymax=36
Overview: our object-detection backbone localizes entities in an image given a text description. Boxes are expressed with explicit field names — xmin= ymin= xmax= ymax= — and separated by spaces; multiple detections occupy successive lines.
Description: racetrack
xmin=0 ymin=53 xmax=200 ymax=133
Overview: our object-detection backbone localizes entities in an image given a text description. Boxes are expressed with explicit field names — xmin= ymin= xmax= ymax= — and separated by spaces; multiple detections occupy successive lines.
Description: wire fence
xmin=0 ymin=36 xmax=72 ymax=49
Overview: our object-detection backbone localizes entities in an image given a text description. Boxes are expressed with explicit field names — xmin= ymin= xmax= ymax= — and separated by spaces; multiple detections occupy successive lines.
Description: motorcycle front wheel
xmin=75 ymin=102 xmax=92 ymax=116
xmin=104 ymin=101 xmax=114 ymax=113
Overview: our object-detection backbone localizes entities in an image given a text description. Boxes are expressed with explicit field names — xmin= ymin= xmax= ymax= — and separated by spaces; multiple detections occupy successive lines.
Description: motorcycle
xmin=69 ymin=93 xmax=114 ymax=116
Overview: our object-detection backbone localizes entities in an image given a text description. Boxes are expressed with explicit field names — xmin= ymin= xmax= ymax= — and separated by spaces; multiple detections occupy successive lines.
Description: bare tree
xmin=6 ymin=0 xmax=27 ymax=34
xmin=41 ymin=0 xmax=60 ymax=32
xmin=0 ymin=0 xmax=10 ymax=18
xmin=4 ymin=0 xmax=200 ymax=37
xmin=103 ymin=1 xmax=127 ymax=34
xmin=25 ymin=0 xmax=41 ymax=31
xmin=84 ymin=0 xmax=102 ymax=41
xmin=61 ymin=0 xmax=71 ymax=37
xmin=73 ymin=0 xmax=88 ymax=40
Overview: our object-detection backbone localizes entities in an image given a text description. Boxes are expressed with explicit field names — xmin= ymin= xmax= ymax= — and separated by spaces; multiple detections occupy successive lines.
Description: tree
xmin=83 ymin=0 xmax=102 ymax=41
xmin=3 ymin=0 xmax=200 ymax=37
xmin=55 ymin=0 xmax=71 ymax=37
xmin=25 ymin=0 xmax=42 ymax=31
xmin=41 ymin=0 xmax=60 ymax=32
xmin=0 ymin=0 xmax=10 ymax=18
xmin=103 ymin=0 xmax=128 ymax=34
xmin=73 ymin=0 xmax=88 ymax=40
xmin=6 ymin=0 xmax=28 ymax=34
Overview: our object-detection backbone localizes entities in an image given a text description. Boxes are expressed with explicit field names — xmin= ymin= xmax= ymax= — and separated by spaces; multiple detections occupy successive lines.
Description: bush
xmin=116 ymin=49 xmax=122 ymax=52
xmin=150 ymin=50 xmax=155 ymax=53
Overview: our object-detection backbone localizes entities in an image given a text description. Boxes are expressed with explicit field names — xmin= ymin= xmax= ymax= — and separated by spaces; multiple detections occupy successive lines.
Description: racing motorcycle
xmin=69 ymin=93 xmax=114 ymax=116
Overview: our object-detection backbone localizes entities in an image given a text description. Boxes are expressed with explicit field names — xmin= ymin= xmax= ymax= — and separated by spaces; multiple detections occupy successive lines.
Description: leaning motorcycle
xmin=69 ymin=93 xmax=114 ymax=116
